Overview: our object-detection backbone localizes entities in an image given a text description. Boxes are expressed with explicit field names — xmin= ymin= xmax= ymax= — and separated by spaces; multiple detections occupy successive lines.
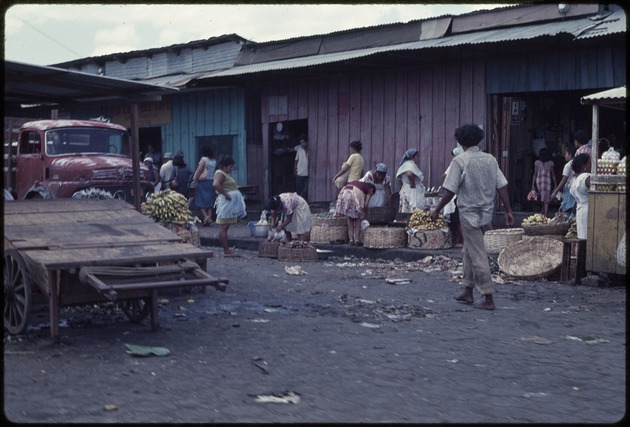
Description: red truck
xmin=4 ymin=119 xmax=153 ymax=201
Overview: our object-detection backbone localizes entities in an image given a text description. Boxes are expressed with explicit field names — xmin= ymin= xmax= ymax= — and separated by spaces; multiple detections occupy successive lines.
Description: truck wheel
xmin=4 ymin=250 xmax=32 ymax=335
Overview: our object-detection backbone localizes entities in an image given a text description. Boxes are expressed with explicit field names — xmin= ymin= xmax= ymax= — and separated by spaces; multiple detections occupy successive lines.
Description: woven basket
xmin=497 ymin=237 xmax=563 ymax=279
xmin=162 ymin=222 xmax=200 ymax=247
xmin=312 ymin=217 xmax=347 ymax=227
xmin=522 ymin=222 xmax=570 ymax=236
xmin=484 ymin=228 xmax=524 ymax=255
xmin=258 ymin=241 xmax=280 ymax=258
xmin=366 ymin=206 xmax=396 ymax=224
xmin=311 ymin=225 xmax=348 ymax=244
xmin=364 ymin=226 xmax=407 ymax=249
xmin=277 ymin=245 xmax=318 ymax=262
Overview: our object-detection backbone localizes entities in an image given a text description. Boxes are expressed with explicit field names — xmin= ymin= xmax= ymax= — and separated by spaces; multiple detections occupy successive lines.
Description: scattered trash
xmin=251 ymin=356 xmax=270 ymax=374
xmin=447 ymin=359 xmax=459 ymax=363
xmin=564 ymin=335 xmax=609 ymax=345
xmin=103 ymin=404 xmax=119 ymax=412
xmin=252 ymin=391 xmax=300 ymax=404
xmin=385 ymin=277 xmax=412 ymax=285
xmin=520 ymin=336 xmax=553 ymax=345
xmin=544 ymin=307 xmax=552 ymax=312
xmin=523 ymin=392 xmax=548 ymax=398
xmin=360 ymin=322 xmax=381 ymax=328
xmin=285 ymin=265 xmax=307 ymax=275
xmin=251 ymin=319 xmax=270 ymax=323
xmin=124 ymin=343 xmax=171 ymax=357
xmin=264 ymin=308 xmax=279 ymax=313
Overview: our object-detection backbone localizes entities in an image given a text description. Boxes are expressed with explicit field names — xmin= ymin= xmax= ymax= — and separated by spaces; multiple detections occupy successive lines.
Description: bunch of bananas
xmin=141 ymin=190 xmax=193 ymax=224
xmin=313 ymin=211 xmax=335 ymax=219
xmin=522 ymin=213 xmax=548 ymax=226
xmin=564 ymin=219 xmax=578 ymax=239
xmin=408 ymin=208 xmax=447 ymax=230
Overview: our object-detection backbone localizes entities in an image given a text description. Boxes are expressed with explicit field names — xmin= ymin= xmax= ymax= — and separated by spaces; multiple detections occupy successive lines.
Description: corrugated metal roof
xmin=199 ymin=8 xmax=625 ymax=80
xmin=580 ymin=86 xmax=627 ymax=104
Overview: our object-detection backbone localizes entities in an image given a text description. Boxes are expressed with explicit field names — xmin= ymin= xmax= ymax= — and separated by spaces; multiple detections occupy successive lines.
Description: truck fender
xmin=24 ymin=184 xmax=54 ymax=199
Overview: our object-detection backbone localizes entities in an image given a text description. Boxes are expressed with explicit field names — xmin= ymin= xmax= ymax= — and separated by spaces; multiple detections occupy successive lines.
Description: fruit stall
xmin=580 ymin=86 xmax=626 ymax=276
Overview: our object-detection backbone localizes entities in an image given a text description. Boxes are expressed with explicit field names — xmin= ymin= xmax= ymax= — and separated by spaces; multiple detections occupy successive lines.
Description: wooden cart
xmin=3 ymin=198 xmax=228 ymax=341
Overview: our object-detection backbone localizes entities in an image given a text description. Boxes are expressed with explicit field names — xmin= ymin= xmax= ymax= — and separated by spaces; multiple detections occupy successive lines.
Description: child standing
xmin=531 ymin=147 xmax=556 ymax=217
xmin=551 ymin=145 xmax=577 ymax=218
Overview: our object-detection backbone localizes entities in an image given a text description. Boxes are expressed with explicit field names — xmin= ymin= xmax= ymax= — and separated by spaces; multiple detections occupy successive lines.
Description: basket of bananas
xmin=406 ymin=208 xmax=452 ymax=249
xmin=312 ymin=211 xmax=347 ymax=227
xmin=521 ymin=213 xmax=570 ymax=236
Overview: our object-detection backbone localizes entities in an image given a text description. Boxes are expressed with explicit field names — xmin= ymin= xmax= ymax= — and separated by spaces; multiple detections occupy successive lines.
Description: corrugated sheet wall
xmin=260 ymin=61 xmax=486 ymax=203
xmin=168 ymin=89 xmax=247 ymax=185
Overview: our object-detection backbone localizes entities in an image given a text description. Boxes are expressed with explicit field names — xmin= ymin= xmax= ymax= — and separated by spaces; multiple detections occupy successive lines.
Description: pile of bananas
xmin=408 ymin=208 xmax=447 ymax=230
xmin=313 ymin=211 xmax=335 ymax=219
xmin=522 ymin=213 xmax=548 ymax=226
xmin=141 ymin=190 xmax=193 ymax=224
xmin=564 ymin=219 xmax=578 ymax=239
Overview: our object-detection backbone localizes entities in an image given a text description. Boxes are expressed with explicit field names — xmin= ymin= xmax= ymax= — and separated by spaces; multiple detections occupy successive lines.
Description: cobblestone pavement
xmin=3 ymin=223 xmax=626 ymax=423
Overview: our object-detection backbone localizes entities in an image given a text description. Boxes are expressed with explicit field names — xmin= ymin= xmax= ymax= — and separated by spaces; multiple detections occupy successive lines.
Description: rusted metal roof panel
xmin=200 ymin=8 xmax=625 ymax=80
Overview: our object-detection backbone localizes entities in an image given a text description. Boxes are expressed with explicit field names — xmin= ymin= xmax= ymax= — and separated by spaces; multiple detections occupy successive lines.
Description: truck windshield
xmin=45 ymin=128 xmax=130 ymax=156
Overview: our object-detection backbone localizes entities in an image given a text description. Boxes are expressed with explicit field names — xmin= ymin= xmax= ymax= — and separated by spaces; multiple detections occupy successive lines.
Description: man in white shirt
xmin=159 ymin=152 xmax=174 ymax=190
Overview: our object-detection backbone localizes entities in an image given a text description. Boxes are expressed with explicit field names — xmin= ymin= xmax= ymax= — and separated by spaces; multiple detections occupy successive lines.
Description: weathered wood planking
xmin=5 ymin=222 xmax=182 ymax=250
xmin=22 ymin=243 xmax=212 ymax=270
xmin=3 ymin=198 xmax=135 ymax=214
xmin=3 ymin=208 xmax=153 ymax=227
xmin=586 ymin=192 xmax=626 ymax=275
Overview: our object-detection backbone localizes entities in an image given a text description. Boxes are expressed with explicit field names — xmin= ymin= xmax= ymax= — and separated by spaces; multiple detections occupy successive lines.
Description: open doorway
xmin=268 ymin=119 xmax=308 ymax=196
xmin=139 ymin=126 xmax=162 ymax=166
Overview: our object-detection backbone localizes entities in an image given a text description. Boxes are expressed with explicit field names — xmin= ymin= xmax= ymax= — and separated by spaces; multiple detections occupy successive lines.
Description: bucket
xmin=248 ymin=221 xmax=269 ymax=237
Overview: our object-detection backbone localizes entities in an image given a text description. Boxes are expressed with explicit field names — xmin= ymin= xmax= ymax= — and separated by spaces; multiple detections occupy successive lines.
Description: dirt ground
xmin=3 ymin=249 xmax=626 ymax=423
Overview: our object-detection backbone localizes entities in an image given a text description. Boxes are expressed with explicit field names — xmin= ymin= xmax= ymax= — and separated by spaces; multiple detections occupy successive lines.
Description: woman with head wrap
xmin=265 ymin=193 xmax=313 ymax=242
xmin=395 ymin=148 xmax=427 ymax=213
xmin=359 ymin=162 xmax=392 ymax=208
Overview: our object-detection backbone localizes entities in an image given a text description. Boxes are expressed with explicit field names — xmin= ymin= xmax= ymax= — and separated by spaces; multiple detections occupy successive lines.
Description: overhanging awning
xmin=4 ymin=60 xmax=179 ymax=108
xmin=580 ymin=86 xmax=626 ymax=110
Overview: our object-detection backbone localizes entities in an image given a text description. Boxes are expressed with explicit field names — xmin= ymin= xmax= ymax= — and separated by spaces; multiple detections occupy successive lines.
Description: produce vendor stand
xmin=580 ymin=86 xmax=626 ymax=276
xmin=4 ymin=198 xmax=228 ymax=341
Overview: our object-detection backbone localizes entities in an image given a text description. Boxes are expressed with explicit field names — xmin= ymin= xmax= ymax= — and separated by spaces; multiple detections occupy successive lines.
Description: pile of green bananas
xmin=141 ymin=190 xmax=193 ymax=224
xmin=313 ymin=211 xmax=335 ymax=218
xmin=522 ymin=213 xmax=548 ymax=226
xmin=564 ymin=219 xmax=578 ymax=239
xmin=408 ymin=208 xmax=447 ymax=230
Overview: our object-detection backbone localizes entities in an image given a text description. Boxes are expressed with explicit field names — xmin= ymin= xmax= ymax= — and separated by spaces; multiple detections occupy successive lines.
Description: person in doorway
xmin=396 ymin=148 xmax=427 ymax=213
xmin=334 ymin=180 xmax=376 ymax=246
xmin=569 ymin=153 xmax=591 ymax=240
xmin=213 ymin=156 xmax=247 ymax=257
xmin=170 ymin=152 xmax=194 ymax=198
xmin=551 ymin=144 xmax=577 ymax=218
xmin=144 ymin=144 xmax=162 ymax=168
xmin=159 ymin=152 xmax=174 ymax=191
xmin=293 ymin=135 xmax=310 ymax=200
xmin=359 ymin=162 xmax=392 ymax=207
xmin=143 ymin=157 xmax=159 ymax=191
xmin=332 ymin=140 xmax=364 ymax=192
xmin=193 ymin=147 xmax=217 ymax=226
xmin=573 ymin=130 xmax=592 ymax=158
xmin=266 ymin=193 xmax=313 ymax=242
xmin=530 ymin=147 xmax=556 ymax=217
xmin=430 ymin=124 xmax=514 ymax=311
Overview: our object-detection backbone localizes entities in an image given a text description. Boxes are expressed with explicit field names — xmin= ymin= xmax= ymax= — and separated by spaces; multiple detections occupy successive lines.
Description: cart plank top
xmin=4 ymin=199 xmax=211 ymax=269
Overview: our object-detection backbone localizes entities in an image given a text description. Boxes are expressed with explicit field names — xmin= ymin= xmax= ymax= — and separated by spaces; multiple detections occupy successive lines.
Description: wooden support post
xmin=48 ymin=270 xmax=60 ymax=343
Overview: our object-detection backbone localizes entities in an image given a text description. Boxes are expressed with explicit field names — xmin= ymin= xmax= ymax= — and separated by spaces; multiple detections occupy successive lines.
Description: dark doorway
xmin=269 ymin=119 xmax=308 ymax=196
xmin=139 ymin=127 xmax=162 ymax=166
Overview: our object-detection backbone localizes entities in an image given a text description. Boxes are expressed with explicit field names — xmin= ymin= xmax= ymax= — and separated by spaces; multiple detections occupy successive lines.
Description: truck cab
xmin=8 ymin=119 xmax=153 ymax=201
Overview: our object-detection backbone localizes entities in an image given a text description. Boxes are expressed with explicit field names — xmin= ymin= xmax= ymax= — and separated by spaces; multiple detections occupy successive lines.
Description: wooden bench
xmin=560 ymin=238 xmax=587 ymax=284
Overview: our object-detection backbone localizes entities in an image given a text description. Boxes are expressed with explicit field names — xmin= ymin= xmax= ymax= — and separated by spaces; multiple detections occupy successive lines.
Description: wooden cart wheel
xmin=4 ymin=250 xmax=32 ymax=334
xmin=119 ymin=298 xmax=150 ymax=323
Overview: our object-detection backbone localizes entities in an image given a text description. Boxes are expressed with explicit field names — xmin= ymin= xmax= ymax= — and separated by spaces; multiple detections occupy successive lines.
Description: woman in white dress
xmin=395 ymin=149 xmax=427 ymax=213
xmin=359 ymin=163 xmax=392 ymax=208
xmin=569 ymin=153 xmax=591 ymax=240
